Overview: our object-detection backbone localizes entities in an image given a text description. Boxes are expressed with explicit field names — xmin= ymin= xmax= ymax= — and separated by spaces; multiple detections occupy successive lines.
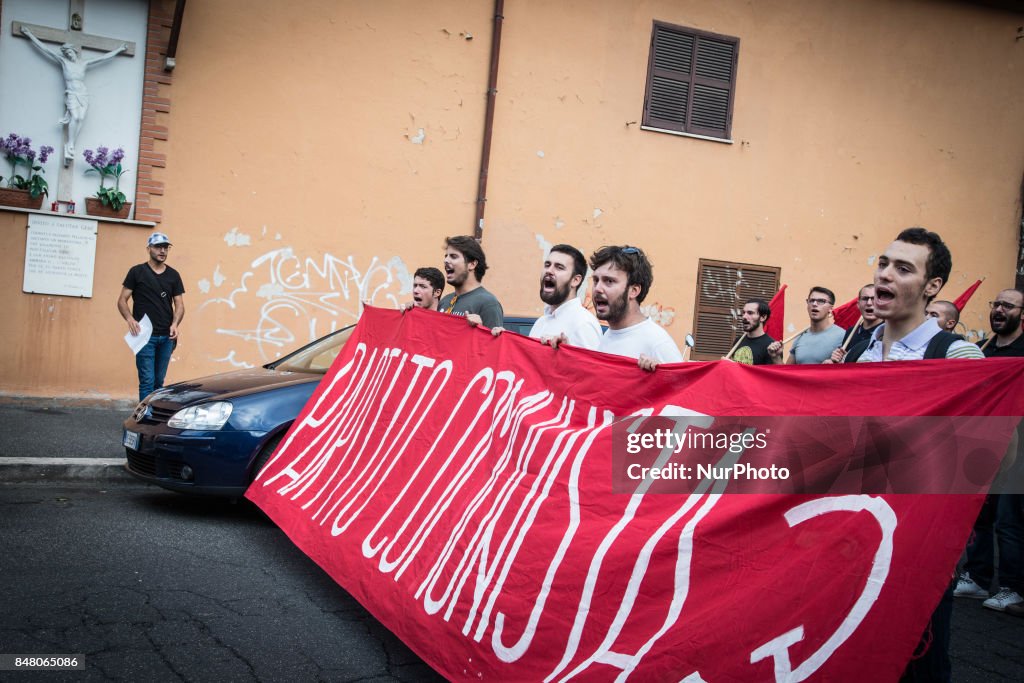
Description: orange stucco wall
xmin=1 ymin=0 xmax=1022 ymax=399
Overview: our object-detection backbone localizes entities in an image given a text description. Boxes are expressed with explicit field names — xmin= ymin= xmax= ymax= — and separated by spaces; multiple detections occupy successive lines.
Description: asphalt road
xmin=0 ymin=481 xmax=443 ymax=682
xmin=0 ymin=401 xmax=1022 ymax=681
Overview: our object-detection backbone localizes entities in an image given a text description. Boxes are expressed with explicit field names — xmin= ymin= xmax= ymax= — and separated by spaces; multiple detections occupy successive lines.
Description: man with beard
xmin=979 ymin=289 xmax=1024 ymax=355
xmin=526 ymin=244 xmax=602 ymax=349
xmin=955 ymin=288 xmax=1024 ymax=616
xmin=589 ymin=245 xmax=682 ymax=370
xmin=437 ymin=235 xmax=504 ymax=328
xmin=731 ymin=298 xmax=775 ymax=365
xmin=926 ymin=300 xmax=960 ymax=332
xmin=768 ymin=286 xmax=844 ymax=364
xmin=828 ymin=285 xmax=883 ymax=363
xmin=844 ymin=227 xmax=982 ymax=682
xmin=411 ymin=267 xmax=445 ymax=311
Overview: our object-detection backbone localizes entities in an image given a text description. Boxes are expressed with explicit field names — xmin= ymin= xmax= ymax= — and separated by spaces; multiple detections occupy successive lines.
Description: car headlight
xmin=167 ymin=402 xmax=233 ymax=430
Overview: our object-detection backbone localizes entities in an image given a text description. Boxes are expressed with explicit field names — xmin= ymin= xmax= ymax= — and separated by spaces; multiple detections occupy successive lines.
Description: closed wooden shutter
xmin=692 ymin=259 xmax=780 ymax=360
xmin=643 ymin=21 xmax=739 ymax=140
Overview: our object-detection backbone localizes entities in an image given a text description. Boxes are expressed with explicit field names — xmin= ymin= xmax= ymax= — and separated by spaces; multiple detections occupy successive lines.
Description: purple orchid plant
xmin=83 ymin=146 xmax=129 ymax=211
xmin=1 ymin=133 xmax=55 ymax=199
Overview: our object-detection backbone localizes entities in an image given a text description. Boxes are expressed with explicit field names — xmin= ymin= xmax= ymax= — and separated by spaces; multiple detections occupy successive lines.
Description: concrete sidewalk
xmin=0 ymin=397 xmax=136 ymax=482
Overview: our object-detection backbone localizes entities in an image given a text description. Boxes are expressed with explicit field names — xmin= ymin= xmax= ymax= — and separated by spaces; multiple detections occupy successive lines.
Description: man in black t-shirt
xmin=117 ymin=232 xmax=185 ymax=401
xmin=978 ymin=289 xmax=1024 ymax=358
xmin=828 ymin=284 xmax=883 ymax=363
xmin=731 ymin=298 xmax=775 ymax=365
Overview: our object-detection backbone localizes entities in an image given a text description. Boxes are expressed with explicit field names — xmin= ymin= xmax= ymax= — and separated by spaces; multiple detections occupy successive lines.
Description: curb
xmin=0 ymin=458 xmax=132 ymax=483
xmin=0 ymin=394 xmax=137 ymax=411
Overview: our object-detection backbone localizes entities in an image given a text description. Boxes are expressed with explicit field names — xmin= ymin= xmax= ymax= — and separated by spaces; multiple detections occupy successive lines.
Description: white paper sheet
xmin=124 ymin=314 xmax=153 ymax=355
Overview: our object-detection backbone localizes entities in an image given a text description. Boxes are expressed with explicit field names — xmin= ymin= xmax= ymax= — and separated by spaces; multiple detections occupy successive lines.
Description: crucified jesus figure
xmin=21 ymin=26 xmax=127 ymax=162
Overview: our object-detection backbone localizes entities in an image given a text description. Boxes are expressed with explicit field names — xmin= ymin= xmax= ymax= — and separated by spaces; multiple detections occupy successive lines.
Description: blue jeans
xmin=995 ymin=494 xmax=1023 ymax=593
xmin=964 ymin=494 xmax=1023 ymax=593
xmin=136 ymin=335 xmax=174 ymax=402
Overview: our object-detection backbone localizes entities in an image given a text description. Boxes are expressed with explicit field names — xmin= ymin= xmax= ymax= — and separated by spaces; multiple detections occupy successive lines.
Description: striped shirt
xmin=856 ymin=318 xmax=984 ymax=362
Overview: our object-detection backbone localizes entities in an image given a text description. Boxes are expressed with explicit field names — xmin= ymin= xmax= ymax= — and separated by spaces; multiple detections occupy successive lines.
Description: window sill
xmin=0 ymin=204 xmax=156 ymax=227
xmin=640 ymin=125 xmax=733 ymax=145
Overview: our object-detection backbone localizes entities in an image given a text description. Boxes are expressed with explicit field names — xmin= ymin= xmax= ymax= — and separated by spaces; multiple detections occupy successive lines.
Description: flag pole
xmin=841 ymin=317 xmax=864 ymax=351
xmin=723 ymin=333 xmax=747 ymax=360
xmin=781 ymin=327 xmax=808 ymax=346
xmin=980 ymin=335 xmax=994 ymax=351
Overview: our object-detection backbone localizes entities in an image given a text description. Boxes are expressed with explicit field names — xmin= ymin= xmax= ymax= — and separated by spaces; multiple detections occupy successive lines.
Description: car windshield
xmin=266 ymin=326 xmax=356 ymax=374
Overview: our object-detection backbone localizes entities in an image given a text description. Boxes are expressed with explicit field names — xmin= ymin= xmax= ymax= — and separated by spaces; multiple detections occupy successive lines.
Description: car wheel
xmin=250 ymin=433 xmax=284 ymax=483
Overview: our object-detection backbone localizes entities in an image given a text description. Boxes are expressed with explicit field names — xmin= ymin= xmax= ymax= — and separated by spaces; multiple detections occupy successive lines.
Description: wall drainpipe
xmin=473 ymin=0 xmax=504 ymax=240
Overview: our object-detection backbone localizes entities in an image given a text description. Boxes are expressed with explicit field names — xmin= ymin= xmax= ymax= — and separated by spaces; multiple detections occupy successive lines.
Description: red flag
xmin=953 ymin=278 xmax=983 ymax=311
xmin=765 ymin=284 xmax=786 ymax=341
xmin=831 ymin=295 xmax=861 ymax=330
xmin=249 ymin=308 xmax=1024 ymax=682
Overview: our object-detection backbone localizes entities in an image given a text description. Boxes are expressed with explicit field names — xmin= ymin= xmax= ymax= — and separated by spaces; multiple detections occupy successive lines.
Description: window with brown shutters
xmin=692 ymin=259 xmax=780 ymax=360
xmin=642 ymin=21 xmax=739 ymax=141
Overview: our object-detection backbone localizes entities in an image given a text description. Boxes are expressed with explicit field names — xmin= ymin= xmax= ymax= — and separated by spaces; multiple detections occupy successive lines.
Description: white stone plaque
xmin=23 ymin=214 xmax=98 ymax=298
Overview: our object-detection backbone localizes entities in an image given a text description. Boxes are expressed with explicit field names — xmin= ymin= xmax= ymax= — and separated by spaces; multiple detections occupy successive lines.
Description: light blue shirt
xmin=857 ymin=318 xmax=983 ymax=361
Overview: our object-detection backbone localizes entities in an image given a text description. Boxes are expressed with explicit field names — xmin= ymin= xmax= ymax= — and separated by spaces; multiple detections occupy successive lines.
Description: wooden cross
xmin=12 ymin=0 xmax=136 ymax=203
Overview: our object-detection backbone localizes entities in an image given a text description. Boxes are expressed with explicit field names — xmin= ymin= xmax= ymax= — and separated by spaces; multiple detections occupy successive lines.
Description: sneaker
xmin=1006 ymin=603 xmax=1024 ymax=618
xmin=982 ymin=588 xmax=1023 ymax=612
xmin=953 ymin=574 xmax=989 ymax=599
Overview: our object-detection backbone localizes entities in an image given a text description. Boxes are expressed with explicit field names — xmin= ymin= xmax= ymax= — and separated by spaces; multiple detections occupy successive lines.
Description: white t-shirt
xmin=598 ymin=318 xmax=683 ymax=362
xmin=528 ymin=298 xmax=603 ymax=350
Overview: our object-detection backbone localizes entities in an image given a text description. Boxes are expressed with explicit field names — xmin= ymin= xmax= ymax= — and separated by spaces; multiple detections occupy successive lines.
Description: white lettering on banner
xmin=260 ymin=341 xmax=371 ymax=489
xmin=402 ymin=370 xmax=526 ymax=584
xmin=418 ymin=388 xmax=557 ymax=617
xmin=547 ymin=410 xmax=734 ymax=682
xmin=293 ymin=348 xmax=415 ymax=505
xmin=281 ymin=344 xmax=395 ymax=499
xmin=490 ymin=407 xmax=615 ymax=662
xmin=470 ymin=400 xmax=594 ymax=641
xmin=311 ymin=348 xmax=432 ymax=524
xmin=259 ymin=341 xmax=891 ymax=678
xmin=749 ymin=496 xmax=896 ymax=682
xmin=360 ymin=367 xmax=498 ymax=570
xmin=313 ymin=355 xmax=451 ymax=533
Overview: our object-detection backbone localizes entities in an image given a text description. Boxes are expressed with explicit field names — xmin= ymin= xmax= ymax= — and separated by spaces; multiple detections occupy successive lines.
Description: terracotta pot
xmin=85 ymin=197 xmax=132 ymax=219
xmin=0 ymin=187 xmax=44 ymax=210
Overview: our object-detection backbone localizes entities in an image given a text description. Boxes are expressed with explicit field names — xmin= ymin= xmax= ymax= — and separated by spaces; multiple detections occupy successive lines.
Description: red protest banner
xmin=248 ymin=307 xmax=1024 ymax=681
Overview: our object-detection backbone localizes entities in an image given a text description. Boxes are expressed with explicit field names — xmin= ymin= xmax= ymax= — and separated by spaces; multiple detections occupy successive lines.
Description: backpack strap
xmin=844 ymin=340 xmax=870 ymax=363
xmin=924 ymin=331 xmax=965 ymax=359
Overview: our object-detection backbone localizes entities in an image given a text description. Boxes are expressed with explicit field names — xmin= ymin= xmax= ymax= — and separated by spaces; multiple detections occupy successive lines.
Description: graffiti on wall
xmin=197 ymin=244 xmax=411 ymax=367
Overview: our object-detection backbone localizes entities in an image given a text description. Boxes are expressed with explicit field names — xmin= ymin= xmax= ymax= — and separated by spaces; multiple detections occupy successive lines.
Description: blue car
xmin=123 ymin=314 xmax=538 ymax=496
xmin=123 ymin=324 xmax=357 ymax=496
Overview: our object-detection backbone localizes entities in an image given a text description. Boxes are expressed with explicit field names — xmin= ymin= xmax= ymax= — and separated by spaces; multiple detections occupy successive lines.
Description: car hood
xmin=149 ymin=368 xmax=321 ymax=407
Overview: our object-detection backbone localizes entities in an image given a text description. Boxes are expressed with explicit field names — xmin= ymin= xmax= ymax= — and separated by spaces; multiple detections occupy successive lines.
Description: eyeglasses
xmin=989 ymin=301 xmax=1022 ymax=311
xmin=806 ymin=298 xmax=832 ymax=306
xmin=858 ymin=296 xmax=875 ymax=303
xmin=619 ymin=247 xmax=639 ymax=255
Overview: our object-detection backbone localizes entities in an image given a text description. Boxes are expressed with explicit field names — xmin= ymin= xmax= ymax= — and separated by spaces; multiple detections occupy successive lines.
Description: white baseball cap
xmin=147 ymin=232 xmax=172 ymax=247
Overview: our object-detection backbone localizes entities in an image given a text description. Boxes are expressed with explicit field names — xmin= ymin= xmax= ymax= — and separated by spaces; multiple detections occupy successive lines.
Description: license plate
xmin=123 ymin=430 xmax=140 ymax=450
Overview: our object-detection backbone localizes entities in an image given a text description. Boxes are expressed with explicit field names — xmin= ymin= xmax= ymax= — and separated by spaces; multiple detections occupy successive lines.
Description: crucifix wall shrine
xmin=11 ymin=0 xmax=136 ymax=203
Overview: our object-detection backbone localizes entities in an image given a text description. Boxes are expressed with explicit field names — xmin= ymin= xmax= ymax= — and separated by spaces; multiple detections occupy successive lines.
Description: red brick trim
xmin=135 ymin=0 xmax=176 ymax=224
